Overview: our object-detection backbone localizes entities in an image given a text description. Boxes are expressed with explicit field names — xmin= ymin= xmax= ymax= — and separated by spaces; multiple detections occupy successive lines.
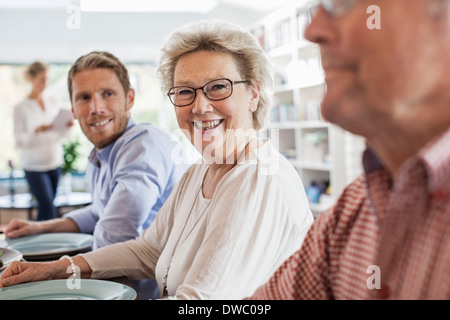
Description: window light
xmin=80 ymin=0 xmax=218 ymax=14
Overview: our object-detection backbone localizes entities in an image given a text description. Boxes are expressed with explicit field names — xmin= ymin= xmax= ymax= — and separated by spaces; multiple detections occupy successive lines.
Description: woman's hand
xmin=35 ymin=124 xmax=53 ymax=133
xmin=0 ymin=256 xmax=92 ymax=288
xmin=0 ymin=260 xmax=67 ymax=288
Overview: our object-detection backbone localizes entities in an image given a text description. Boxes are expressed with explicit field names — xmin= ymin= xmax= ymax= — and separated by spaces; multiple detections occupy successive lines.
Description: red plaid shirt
xmin=249 ymin=129 xmax=450 ymax=300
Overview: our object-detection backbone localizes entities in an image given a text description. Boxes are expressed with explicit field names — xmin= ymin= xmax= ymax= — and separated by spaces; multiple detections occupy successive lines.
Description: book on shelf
xmin=269 ymin=99 xmax=325 ymax=124
xmin=266 ymin=18 xmax=291 ymax=51
xmin=251 ymin=26 xmax=266 ymax=50
xmin=271 ymin=103 xmax=299 ymax=123
xmin=296 ymin=9 xmax=310 ymax=44
xmin=302 ymin=99 xmax=323 ymax=121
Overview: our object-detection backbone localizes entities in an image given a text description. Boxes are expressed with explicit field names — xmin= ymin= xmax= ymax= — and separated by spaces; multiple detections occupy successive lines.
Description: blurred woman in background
xmin=13 ymin=62 xmax=72 ymax=221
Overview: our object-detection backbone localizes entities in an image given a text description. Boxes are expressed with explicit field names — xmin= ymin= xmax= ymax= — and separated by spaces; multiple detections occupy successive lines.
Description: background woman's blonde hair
xmin=157 ymin=20 xmax=274 ymax=130
xmin=25 ymin=61 xmax=47 ymax=78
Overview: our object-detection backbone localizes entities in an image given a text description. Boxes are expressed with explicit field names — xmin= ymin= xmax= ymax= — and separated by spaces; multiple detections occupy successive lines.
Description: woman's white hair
xmin=157 ymin=20 xmax=274 ymax=130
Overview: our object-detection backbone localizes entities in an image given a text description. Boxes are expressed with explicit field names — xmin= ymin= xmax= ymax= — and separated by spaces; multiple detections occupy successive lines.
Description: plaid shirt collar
xmin=363 ymin=127 xmax=450 ymax=193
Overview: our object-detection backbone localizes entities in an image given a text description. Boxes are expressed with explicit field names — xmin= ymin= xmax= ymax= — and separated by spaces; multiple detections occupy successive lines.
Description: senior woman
xmin=0 ymin=20 xmax=313 ymax=299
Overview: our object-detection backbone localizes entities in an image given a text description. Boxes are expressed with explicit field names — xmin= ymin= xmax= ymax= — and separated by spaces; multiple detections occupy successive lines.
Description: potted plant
xmin=60 ymin=140 xmax=80 ymax=195
xmin=62 ymin=140 xmax=80 ymax=174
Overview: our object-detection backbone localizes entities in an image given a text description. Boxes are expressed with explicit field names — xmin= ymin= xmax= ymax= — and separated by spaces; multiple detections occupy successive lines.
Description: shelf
xmin=265 ymin=121 xmax=302 ymax=130
xmin=251 ymin=1 xmax=365 ymax=218
xmin=267 ymin=40 xmax=317 ymax=58
xmin=274 ymin=80 xmax=324 ymax=94
xmin=294 ymin=40 xmax=317 ymax=51
xmin=297 ymin=78 xmax=325 ymax=89
xmin=274 ymin=84 xmax=294 ymax=94
xmin=293 ymin=160 xmax=332 ymax=171
xmin=299 ymin=121 xmax=329 ymax=129
xmin=267 ymin=44 xmax=294 ymax=58
xmin=265 ymin=121 xmax=329 ymax=130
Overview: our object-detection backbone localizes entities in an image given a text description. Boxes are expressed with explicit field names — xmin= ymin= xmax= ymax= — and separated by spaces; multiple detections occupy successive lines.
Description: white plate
xmin=0 ymin=279 xmax=136 ymax=300
xmin=0 ymin=247 xmax=23 ymax=271
xmin=0 ymin=233 xmax=93 ymax=261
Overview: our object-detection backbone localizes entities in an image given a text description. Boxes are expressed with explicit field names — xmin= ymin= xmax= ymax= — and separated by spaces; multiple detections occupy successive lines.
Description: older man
xmin=250 ymin=0 xmax=450 ymax=299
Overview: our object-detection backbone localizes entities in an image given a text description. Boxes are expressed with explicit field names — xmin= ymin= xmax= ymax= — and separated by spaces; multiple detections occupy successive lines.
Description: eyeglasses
xmin=167 ymin=78 xmax=249 ymax=107
xmin=308 ymin=0 xmax=356 ymax=18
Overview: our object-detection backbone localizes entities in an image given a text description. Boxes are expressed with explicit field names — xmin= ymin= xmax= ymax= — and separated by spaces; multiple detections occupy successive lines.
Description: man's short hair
xmin=67 ymin=51 xmax=131 ymax=102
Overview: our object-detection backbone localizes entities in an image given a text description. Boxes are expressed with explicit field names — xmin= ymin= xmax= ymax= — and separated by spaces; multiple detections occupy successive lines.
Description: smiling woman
xmin=0 ymin=20 xmax=314 ymax=300
xmin=170 ymin=51 xmax=258 ymax=166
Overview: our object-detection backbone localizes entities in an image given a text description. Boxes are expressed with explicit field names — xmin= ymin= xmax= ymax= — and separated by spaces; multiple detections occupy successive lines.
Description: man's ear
xmin=71 ymin=105 xmax=78 ymax=120
xmin=127 ymin=88 xmax=135 ymax=111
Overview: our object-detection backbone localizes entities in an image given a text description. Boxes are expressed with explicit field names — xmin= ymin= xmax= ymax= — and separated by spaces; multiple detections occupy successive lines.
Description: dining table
xmin=0 ymin=192 xmax=92 ymax=221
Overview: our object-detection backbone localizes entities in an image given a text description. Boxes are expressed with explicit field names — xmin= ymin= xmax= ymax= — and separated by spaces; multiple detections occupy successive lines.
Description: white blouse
xmin=13 ymin=97 xmax=68 ymax=171
xmin=82 ymin=139 xmax=314 ymax=299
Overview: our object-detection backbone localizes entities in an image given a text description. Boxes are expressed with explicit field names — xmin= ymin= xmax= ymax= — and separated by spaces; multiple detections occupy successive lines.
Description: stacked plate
xmin=0 ymin=233 xmax=93 ymax=261
xmin=0 ymin=279 xmax=137 ymax=300
xmin=0 ymin=247 xmax=23 ymax=272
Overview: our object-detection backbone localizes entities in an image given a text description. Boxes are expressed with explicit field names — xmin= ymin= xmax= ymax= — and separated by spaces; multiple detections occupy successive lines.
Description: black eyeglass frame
xmin=167 ymin=78 xmax=249 ymax=107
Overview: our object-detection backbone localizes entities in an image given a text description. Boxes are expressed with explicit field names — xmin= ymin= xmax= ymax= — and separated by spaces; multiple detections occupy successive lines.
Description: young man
xmin=250 ymin=0 xmax=450 ymax=299
xmin=5 ymin=52 xmax=191 ymax=298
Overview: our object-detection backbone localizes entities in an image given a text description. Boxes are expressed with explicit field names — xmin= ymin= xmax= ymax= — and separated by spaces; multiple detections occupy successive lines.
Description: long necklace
xmin=161 ymin=137 xmax=254 ymax=297
xmin=162 ymin=182 xmax=211 ymax=297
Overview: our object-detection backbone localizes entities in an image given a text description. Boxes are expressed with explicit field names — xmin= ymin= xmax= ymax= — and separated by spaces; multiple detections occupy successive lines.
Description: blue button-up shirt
xmin=66 ymin=118 xmax=191 ymax=249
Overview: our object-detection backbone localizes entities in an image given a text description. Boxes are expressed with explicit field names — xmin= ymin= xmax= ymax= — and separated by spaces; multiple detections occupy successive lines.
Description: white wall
xmin=0 ymin=4 xmax=265 ymax=64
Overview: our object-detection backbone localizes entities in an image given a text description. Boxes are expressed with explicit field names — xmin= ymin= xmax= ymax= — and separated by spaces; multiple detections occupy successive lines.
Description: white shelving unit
xmin=251 ymin=1 xmax=365 ymax=217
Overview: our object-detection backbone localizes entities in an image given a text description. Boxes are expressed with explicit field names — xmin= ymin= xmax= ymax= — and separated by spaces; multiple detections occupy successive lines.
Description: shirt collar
xmin=87 ymin=117 xmax=135 ymax=167
xmin=362 ymin=127 xmax=450 ymax=193
xmin=418 ymin=127 xmax=450 ymax=192
xmin=362 ymin=147 xmax=385 ymax=174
